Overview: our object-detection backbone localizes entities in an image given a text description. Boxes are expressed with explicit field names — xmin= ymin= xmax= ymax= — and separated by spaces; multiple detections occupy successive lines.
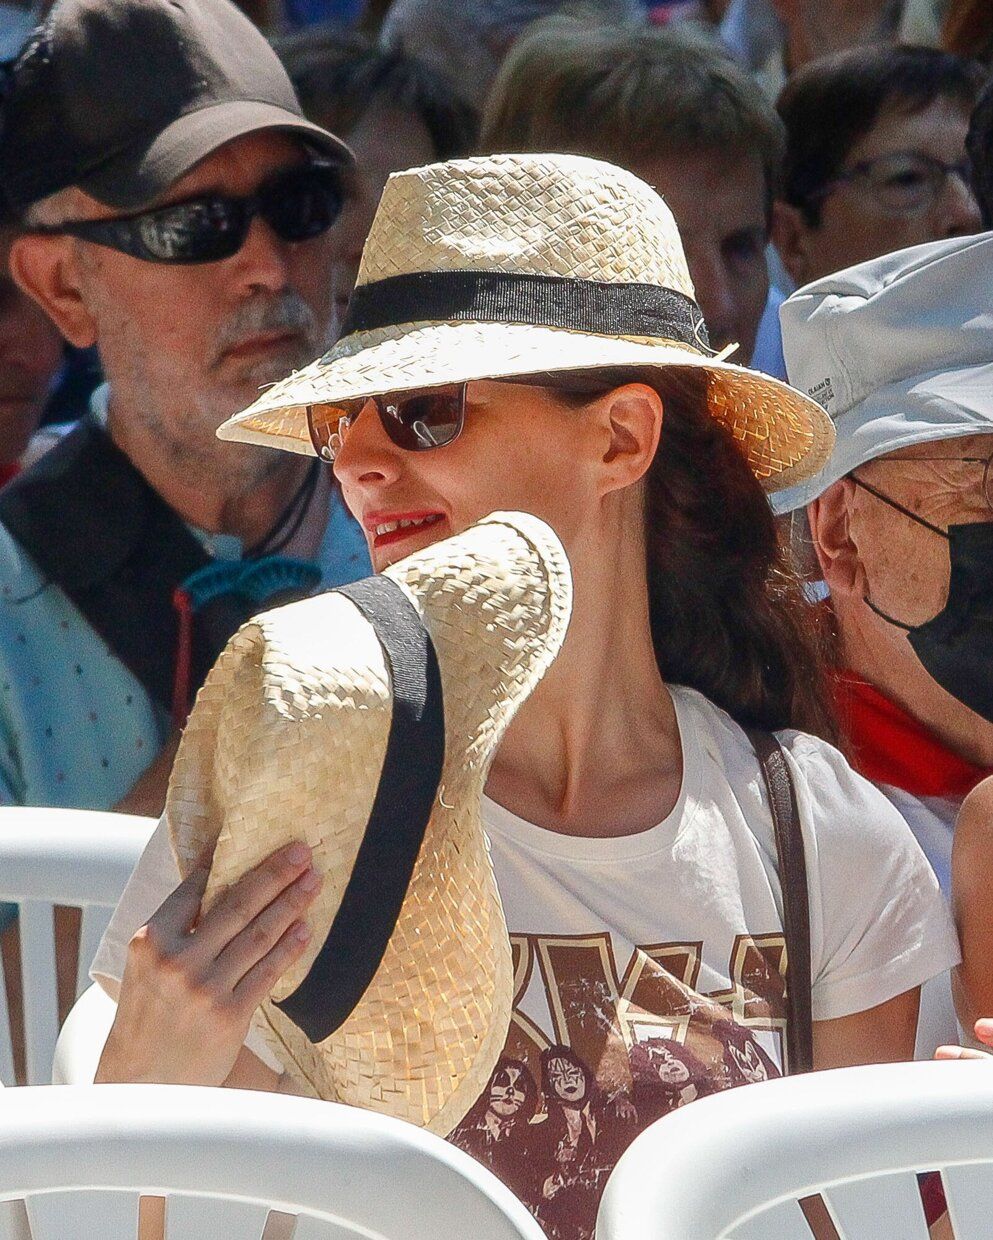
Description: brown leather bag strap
xmin=746 ymin=728 xmax=813 ymax=1075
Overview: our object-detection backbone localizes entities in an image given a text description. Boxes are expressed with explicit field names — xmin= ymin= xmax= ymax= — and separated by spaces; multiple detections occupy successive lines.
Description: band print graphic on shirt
xmin=451 ymin=931 xmax=786 ymax=1240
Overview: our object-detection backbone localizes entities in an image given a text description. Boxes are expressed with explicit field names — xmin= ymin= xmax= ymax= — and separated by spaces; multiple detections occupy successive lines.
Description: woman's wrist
xmin=94 ymin=1022 xmax=213 ymax=1086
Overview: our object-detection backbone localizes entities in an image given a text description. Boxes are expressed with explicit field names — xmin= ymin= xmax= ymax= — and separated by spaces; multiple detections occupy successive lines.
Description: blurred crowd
xmin=2 ymin=0 xmax=988 ymax=807
xmin=0 ymin=0 xmax=992 ymax=1237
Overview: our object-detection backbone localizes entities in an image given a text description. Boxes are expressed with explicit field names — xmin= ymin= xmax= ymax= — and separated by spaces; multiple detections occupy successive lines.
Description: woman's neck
xmin=486 ymin=520 xmax=683 ymax=838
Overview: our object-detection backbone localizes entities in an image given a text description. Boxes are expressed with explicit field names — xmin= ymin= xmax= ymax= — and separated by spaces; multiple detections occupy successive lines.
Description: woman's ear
xmin=596 ymin=382 xmax=663 ymax=497
xmin=771 ymin=200 xmax=814 ymax=289
xmin=8 ymin=234 xmax=97 ymax=349
xmin=807 ymin=478 xmax=864 ymax=598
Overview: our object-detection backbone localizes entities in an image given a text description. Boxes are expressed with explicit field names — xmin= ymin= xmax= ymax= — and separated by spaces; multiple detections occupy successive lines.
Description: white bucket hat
xmin=219 ymin=152 xmax=834 ymax=493
xmin=773 ymin=231 xmax=993 ymax=515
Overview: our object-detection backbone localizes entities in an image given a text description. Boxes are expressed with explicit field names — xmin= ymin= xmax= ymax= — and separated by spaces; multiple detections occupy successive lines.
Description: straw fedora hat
xmin=219 ymin=152 xmax=834 ymax=492
xmin=166 ymin=510 xmax=572 ymax=1134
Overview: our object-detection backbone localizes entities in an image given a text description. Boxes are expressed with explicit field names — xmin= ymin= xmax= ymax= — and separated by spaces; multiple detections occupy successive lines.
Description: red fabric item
xmin=832 ymin=670 xmax=990 ymax=799
xmin=0 ymin=461 xmax=20 ymax=488
xmin=171 ymin=586 xmax=194 ymax=731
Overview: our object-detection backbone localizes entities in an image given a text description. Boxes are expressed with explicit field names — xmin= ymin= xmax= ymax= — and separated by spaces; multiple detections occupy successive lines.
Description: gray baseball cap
xmin=0 ymin=0 xmax=351 ymax=215
xmin=773 ymin=231 xmax=993 ymax=515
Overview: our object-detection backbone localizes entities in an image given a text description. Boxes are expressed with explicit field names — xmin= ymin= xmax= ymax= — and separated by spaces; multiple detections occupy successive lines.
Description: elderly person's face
xmin=9 ymin=131 xmax=337 ymax=491
xmin=635 ymin=150 xmax=769 ymax=363
xmin=776 ymin=98 xmax=981 ymax=287
xmin=809 ymin=433 xmax=993 ymax=762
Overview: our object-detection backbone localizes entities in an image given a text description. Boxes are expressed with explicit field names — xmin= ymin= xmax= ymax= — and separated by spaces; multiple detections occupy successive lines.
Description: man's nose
xmin=938 ymin=172 xmax=983 ymax=239
xmin=230 ymin=214 xmax=293 ymax=293
xmin=687 ymin=252 xmax=735 ymax=351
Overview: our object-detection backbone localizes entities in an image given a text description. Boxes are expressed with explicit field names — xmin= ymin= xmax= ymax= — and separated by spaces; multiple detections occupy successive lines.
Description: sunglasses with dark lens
xmin=32 ymin=162 xmax=344 ymax=265
xmin=308 ymin=383 xmax=468 ymax=463
xmin=306 ymin=371 xmax=634 ymax=463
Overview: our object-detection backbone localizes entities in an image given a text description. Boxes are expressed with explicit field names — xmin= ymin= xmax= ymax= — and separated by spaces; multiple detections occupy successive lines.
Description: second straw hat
xmin=219 ymin=152 xmax=833 ymax=492
xmin=167 ymin=511 xmax=572 ymax=1135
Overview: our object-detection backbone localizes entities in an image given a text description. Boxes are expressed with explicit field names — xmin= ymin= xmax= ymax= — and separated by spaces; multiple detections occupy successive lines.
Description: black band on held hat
xmin=339 ymin=269 xmax=712 ymax=353
xmin=274 ymin=575 xmax=445 ymax=1045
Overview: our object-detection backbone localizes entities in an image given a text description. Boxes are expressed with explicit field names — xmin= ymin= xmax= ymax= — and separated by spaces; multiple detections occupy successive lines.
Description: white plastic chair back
xmin=597 ymin=1060 xmax=993 ymax=1240
xmin=0 ymin=808 xmax=155 ymax=1085
xmin=0 ymin=1084 xmax=548 ymax=1240
xmin=51 ymin=982 xmax=118 ymax=1085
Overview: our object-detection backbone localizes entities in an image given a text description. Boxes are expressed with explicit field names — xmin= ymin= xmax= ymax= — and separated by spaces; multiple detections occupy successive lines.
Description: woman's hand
xmin=96 ymin=841 xmax=322 ymax=1087
xmin=935 ymin=1019 xmax=993 ymax=1061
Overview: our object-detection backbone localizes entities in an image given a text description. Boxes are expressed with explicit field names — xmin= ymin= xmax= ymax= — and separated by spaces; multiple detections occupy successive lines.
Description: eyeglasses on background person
xmin=807 ymin=151 xmax=974 ymax=217
xmin=855 ymin=445 xmax=993 ymax=516
xmin=28 ymin=161 xmax=344 ymax=264
xmin=773 ymin=45 xmax=986 ymax=287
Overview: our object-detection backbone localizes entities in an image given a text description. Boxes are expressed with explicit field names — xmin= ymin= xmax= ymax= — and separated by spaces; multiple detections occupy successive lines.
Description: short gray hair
xmin=22 ymin=186 xmax=83 ymax=229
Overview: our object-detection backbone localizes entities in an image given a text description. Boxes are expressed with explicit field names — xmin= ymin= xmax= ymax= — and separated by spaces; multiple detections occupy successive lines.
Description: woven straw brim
xmin=218 ymin=320 xmax=835 ymax=493
xmin=167 ymin=512 xmax=572 ymax=1135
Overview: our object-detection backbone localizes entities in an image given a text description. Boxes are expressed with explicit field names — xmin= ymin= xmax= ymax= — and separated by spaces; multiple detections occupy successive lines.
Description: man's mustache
xmin=209 ymin=292 xmax=323 ymax=368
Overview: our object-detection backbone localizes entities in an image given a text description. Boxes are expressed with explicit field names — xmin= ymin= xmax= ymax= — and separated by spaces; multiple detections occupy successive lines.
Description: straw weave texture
xmin=219 ymin=153 xmax=834 ymax=491
xmin=167 ymin=512 xmax=572 ymax=1135
xmin=356 ymin=154 xmax=695 ymax=291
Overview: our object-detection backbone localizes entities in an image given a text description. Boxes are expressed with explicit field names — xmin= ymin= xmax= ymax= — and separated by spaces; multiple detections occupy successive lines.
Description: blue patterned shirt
xmin=0 ymin=400 xmax=369 ymax=810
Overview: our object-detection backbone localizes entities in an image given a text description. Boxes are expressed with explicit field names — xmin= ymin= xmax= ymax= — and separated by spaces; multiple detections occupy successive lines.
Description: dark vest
xmin=0 ymin=420 xmax=319 ymax=718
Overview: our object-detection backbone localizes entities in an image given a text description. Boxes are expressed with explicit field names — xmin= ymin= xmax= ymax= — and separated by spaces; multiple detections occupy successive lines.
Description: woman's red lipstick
xmin=364 ymin=510 xmax=446 ymax=549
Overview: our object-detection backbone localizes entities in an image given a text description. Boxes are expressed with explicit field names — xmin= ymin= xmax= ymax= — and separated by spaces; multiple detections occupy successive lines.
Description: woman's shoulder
xmin=670 ymin=684 xmax=853 ymax=786
xmin=670 ymin=685 xmax=920 ymax=851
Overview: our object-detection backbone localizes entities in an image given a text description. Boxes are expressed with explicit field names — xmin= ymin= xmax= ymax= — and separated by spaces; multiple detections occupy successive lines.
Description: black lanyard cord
xmin=246 ymin=459 xmax=322 ymax=559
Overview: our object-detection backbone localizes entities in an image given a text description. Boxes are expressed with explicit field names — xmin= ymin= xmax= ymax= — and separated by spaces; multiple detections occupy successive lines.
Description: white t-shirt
xmin=92 ymin=685 xmax=958 ymax=1240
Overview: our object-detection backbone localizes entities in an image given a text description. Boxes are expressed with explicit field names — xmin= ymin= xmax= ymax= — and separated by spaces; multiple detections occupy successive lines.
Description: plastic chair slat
xmin=165 ymin=1194 xmax=273 ymax=1238
xmin=0 ymin=809 xmax=155 ymax=1087
xmin=27 ymin=1189 xmax=139 ymax=1240
xmin=291 ymin=1213 xmax=380 ymax=1239
xmin=597 ymin=1063 xmax=993 ymax=1240
xmin=726 ymin=1199 xmax=814 ymax=1240
xmin=76 ymin=906 xmax=113 ymax=1000
xmin=0 ymin=952 xmax=15 ymax=1087
xmin=0 ymin=1085 xmax=544 ymax=1240
xmin=0 ymin=1200 xmax=30 ymax=1240
xmin=52 ymin=984 xmax=117 ymax=1085
xmin=941 ymin=1164 xmax=993 ymax=1238
xmin=0 ymin=810 xmax=157 ymax=905
xmin=822 ymin=1172 xmax=929 ymax=1239
xmin=18 ymin=902 xmax=57 ymax=1085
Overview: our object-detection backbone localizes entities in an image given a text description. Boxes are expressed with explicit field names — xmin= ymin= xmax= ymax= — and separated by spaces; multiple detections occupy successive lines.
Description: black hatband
xmin=274 ymin=575 xmax=446 ymax=1044
xmin=339 ymin=269 xmax=711 ymax=352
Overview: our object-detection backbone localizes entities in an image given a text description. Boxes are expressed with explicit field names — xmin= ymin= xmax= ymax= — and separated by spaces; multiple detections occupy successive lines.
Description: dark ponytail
xmin=644 ymin=367 xmax=835 ymax=739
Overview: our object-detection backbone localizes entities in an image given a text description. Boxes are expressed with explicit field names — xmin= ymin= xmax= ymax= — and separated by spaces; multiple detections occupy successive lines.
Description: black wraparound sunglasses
xmin=30 ymin=162 xmax=344 ymax=265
